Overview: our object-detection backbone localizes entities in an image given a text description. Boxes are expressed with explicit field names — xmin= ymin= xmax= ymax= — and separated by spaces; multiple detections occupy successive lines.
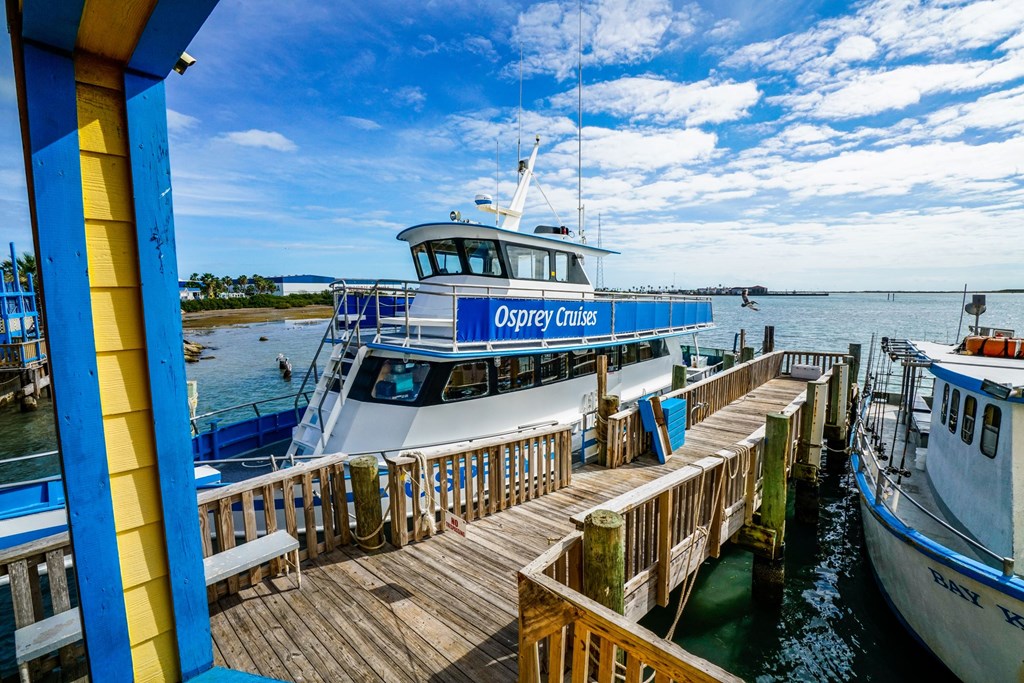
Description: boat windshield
xmin=371 ymin=360 xmax=431 ymax=402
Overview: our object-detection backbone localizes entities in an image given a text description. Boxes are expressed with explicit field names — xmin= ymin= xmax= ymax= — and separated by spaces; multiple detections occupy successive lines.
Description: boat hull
xmin=854 ymin=456 xmax=1024 ymax=683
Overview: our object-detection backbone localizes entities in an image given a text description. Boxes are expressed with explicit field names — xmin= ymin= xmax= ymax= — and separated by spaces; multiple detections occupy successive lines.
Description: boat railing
xmin=190 ymin=390 xmax=312 ymax=434
xmin=327 ymin=278 xmax=715 ymax=355
xmin=853 ymin=398 xmax=1016 ymax=577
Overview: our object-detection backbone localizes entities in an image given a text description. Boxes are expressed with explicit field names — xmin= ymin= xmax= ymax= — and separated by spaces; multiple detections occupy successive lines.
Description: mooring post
xmin=583 ymin=510 xmax=625 ymax=614
xmin=722 ymin=353 xmax=735 ymax=370
xmin=848 ymin=343 xmax=862 ymax=387
xmin=794 ymin=379 xmax=826 ymax=524
xmin=672 ymin=364 xmax=687 ymax=391
xmin=762 ymin=326 xmax=775 ymax=354
xmin=824 ymin=362 xmax=850 ymax=472
xmin=350 ymin=455 xmax=385 ymax=550
xmin=598 ymin=395 xmax=620 ymax=467
xmin=752 ymin=412 xmax=788 ymax=602
xmin=739 ymin=328 xmax=746 ymax=355
xmin=740 ymin=346 xmax=755 ymax=363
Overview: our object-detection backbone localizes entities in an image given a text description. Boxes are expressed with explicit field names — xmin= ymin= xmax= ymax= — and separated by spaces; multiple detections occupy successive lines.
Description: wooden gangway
xmin=3 ymin=350 xmax=853 ymax=682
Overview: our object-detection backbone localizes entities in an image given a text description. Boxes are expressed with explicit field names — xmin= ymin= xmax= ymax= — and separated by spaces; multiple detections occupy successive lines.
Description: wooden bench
xmin=204 ymin=530 xmax=301 ymax=588
xmin=15 ymin=607 xmax=82 ymax=682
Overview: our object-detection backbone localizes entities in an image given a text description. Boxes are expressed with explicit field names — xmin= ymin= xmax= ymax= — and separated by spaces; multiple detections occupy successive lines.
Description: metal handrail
xmin=191 ymin=390 xmax=312 ymax=426
xmin=855 ymin=393 xmax=1016 ymax=576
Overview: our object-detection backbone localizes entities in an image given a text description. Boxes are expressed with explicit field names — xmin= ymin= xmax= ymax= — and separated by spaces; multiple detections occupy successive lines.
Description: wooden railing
xmin=780 ymin=351 xmax=849 ymax=375
xmin=0 ymin=340 xmax=46 ymax=369
xmin=0 ymin=533 xmax=84 ymax=681
xmin=604 ymin=408 xmax=648 ymax=468
xmin=518 ymin=534 xmax=739 ymax=683
xmin=517 ymin=364 xmax=836 ymax=682
xmin=387 ymin=424 xmax=573 ymax=547
xmin=197 ymin=453 xmax=351 ymax=599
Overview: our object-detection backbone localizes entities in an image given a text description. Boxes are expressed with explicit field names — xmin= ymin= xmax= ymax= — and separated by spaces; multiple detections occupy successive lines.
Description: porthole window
xmin=443 ymin=361 xmax=489 ymax=402
xmin=948 ymin=389 xmax=960 ymax=434
xmin=981 ymin=405 xmax=1001 ymax=458
xmin=940 ymin=384 xmax=949 ymax=425
xmin=961 ymin=395 xmax=976 ymax=445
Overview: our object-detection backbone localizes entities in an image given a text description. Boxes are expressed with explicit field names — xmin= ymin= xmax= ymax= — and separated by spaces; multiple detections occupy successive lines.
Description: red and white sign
xmin=443 ymin=511 xmax=468 ymax=539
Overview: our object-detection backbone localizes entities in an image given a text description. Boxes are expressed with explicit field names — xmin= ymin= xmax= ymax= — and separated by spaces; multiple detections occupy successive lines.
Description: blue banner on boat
xmin=455 ymin=298 xmax=711 ymax=342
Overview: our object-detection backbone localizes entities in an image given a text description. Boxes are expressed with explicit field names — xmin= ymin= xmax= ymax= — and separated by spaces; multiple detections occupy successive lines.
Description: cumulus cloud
xmin=219 ymin=129 xmax=298 ymax=152
xmin=549 ymin=126 xmax=718 ymax=171
xmin=551 ymin=76 xmax=760 ymax=125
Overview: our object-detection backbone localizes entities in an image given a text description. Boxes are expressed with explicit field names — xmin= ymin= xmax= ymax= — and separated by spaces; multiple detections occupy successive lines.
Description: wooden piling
xmin=762 ymin=326 xmax=775 ymax=354
xmin=598 ymin=395 xmax=620 ymax=468
xmin=848 ymin=343 xmax=862 ymax=387
xmin=582 ymin=510 xmax=624 ymax=615
xmin=825 ymin=362 xmax=850 ymax=472
xmin=671 ymin=364 xmax=687 ymax=391
xmin=722 ymin=353 xmax=735 ymax=370
xmin=350 ymin=455 xmax=384 ymax=550
xmin=752 ymin=412 xmax=788 ymax=602
xmin=794 ymin=379 xmax=827 ymax=524
xmin=740 ymin=347 xmax=754 ymax=363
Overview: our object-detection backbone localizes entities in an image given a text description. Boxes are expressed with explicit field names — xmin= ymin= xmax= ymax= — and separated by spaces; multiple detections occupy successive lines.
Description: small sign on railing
xmin=443 ymin=510 xmax=469 ymax=539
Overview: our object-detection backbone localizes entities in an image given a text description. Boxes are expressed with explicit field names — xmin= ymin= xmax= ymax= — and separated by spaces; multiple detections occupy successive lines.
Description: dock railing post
xmin=583 ymin=510 xmax=624 ymax=614
xmin=722 ymin=353 xmax=735 ymax=370
xmin=752 ymin=412 xmax=788 ymax=602
xmin=351 ymin=455 xmax=385 ymax=551
xmin=598 ymin=395 xmax=620 ymax=468
xmin=825 ymin=362 xmax=850 ymax=472
xmin=848 ymin=343 xmax=862 ymax=387
xmin=671 ymin=364 xmax=687 ymax=391
xmin=740 ymin=346 xmax=755 ymax=363
xmin=794 ymin=379 xmax=827 ymax=524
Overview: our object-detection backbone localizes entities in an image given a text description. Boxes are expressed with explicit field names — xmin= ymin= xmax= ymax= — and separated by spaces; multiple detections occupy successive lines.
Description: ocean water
xmin=1 ymin=292 xmax=1022 ymax=680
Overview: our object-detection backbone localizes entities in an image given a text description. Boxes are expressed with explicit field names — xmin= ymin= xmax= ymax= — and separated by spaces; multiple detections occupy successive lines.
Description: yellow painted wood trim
xmin=91 ymin=287 xmax=146 ymax=353
xmin=103 ymin=411 xmax=157 ymax=475
xmin=123 ymin=577 xmax=175 ymax=645
xmin=74 ymin=52 xmax=124 ymax=91
xmin=110 ymin=466 xmax=163 ymax=531
xmin=96 ymin=349 xmax=151 ymax=416
xmin=131 ymin=629 xmax=180 ymax=683
xmin=86 ymin=221 xmax=141 ymax=288
xmin=80 ymin=151 xmax=135 ymax=222
xmin=76 ymin=0 xmax=160 ymax=64
xmin=76 ymin=82 xmax=128 ymax=156
xmin=116 ymin=522 xmax=169 ymax=589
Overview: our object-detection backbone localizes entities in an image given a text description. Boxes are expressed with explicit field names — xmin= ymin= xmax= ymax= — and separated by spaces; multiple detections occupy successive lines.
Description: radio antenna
xmin=518 ymin=40 xmax=523 ymax=167
xmin=577 ymin=0 xmax=585 ymax=244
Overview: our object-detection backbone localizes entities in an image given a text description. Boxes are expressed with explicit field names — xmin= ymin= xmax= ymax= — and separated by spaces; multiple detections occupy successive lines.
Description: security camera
xmin=173 ymin=52 xmax=196 ymax=75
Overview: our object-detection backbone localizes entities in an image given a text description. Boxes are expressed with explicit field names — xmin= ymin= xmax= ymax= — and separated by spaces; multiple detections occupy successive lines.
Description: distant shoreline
xmin=182 ymin=305 xmax=333 ymax=329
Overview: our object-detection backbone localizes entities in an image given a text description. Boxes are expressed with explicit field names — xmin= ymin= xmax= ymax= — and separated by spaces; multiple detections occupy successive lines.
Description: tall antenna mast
xmin=518 ymin=40 xmax=523 ymax=167
xmin=596 ymin=214 xmax=605 ymax=289
xmin=577 ymin=0 xmax=585 ymax=243
xmin=495 ymin=140 xmax=500 ymax=227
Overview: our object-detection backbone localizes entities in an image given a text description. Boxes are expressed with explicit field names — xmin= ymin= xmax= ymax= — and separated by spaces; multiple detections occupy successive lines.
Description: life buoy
xmin=962 ymin=336 xmax=1024 ymax=359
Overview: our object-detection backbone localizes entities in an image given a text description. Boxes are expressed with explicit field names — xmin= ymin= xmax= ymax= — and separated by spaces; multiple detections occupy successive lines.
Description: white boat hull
xmin=855 ymin=460 xmax=1024 ymax=683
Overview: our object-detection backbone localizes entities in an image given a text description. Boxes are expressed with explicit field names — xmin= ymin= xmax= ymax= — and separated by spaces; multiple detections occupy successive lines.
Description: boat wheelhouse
xmin=287 ymin=138 xmax=714 ymax=460
xmin=853 ymin=328 xmax=1024 ymax=683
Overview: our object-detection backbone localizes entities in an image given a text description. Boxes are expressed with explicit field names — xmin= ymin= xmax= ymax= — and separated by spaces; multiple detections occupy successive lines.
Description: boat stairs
xmin=2 ymin=349 xmax=855 ymax=682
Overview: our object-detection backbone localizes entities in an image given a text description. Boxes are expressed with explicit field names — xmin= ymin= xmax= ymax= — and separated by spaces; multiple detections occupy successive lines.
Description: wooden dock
xmin=207 ymin=376 xmax=811 ymax=682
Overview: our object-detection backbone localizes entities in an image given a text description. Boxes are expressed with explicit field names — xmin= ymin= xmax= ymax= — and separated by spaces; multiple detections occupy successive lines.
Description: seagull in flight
xmin=741 ymin=289 xmax=760 ymax=311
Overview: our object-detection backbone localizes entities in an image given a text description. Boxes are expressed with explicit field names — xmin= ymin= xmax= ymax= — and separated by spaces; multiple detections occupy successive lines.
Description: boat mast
xmin=577 ymin=0 xmax=585 ymax=244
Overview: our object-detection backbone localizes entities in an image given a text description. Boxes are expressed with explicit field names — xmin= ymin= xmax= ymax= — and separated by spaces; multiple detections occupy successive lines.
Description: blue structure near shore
xmin=0 ymin=242 xmax=44 ymax=367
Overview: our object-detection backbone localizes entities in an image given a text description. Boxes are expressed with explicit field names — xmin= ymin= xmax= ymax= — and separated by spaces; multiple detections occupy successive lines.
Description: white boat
xmin=287 ymin=137 xmax=715 ymax=464
xmin=852 ymin=314 xmax=1024 ymax=682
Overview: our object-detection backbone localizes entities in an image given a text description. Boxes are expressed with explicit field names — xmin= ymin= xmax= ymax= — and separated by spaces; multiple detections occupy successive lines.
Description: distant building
xmin=178 ymin=281 xmax=200 ymax=301
xmin=270 ymin=274 xmax=336 ymax=296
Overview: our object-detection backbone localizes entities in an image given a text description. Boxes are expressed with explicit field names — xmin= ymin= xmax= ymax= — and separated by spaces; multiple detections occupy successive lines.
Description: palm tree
xmin=1 ymin=251 xmax=37 ymax=291
xmin=198 ymin=272 xmax=218 ymax=299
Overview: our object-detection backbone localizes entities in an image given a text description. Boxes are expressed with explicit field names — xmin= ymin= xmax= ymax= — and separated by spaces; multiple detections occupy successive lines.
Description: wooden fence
xmin=0 ymin=533 xmax=84 ymax=682
xmin=387 ymin=425 xmax=573 ymax=547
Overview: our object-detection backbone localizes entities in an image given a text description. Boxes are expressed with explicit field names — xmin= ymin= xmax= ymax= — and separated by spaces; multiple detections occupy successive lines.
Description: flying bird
xmin=741 ymin=289 xmax=760 ymax=311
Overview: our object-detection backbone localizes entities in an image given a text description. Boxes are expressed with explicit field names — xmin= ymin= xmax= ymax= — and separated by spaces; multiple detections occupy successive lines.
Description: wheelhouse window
xmin=443 ymin=361 xmax=489 ymax=402
xmin=961 ymin=395 xmax=976 ymax=445
xmin=948 ymin=389 xmax=960 ymax=434
xmin=465 ymin=240 xmax=503 ymax=276
xmin=371 ymin=360 xmax=430 ymax=402
xmin=940 ymin=384 xmax=949 ymax=425
xmin=539 ymin=353 xmax=567 ymax=384
xmin=431 ymin=239 xmax=464 ymax=275
xmin=506 ymin=245 xmax=551 ymax=281
xmin=497 ymin=356 xmax=535 ymax=393
xmin=554 ymin=252 xmax=569 ymax=282
xmin=981 ymin=405 xmax=1001 ymax=458
xmin=620 ymin=343 xmax=638 ymax=366
xmin=411 ymin=243 xmax=434 ymax=279
xmin=570 ymin=349 xmax=596 ymax=378
xmin=637 ymin=341 xmax=654 ymax=361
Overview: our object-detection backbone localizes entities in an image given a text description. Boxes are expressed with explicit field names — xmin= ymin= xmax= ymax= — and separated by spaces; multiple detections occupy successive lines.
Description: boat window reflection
xmin=431 ymin=239 xmax=464 ymax=275
xmin=539 ymin=353 xmax=567 ymax=384
xmin=412 ymin=243 xmax=434 ymax=279
xmin=961 ymin=395 xmax=976 ymax=445
xmin=948 ymin=389 xmax=960 ymax=434
xmin=507 ymin=245 xmax=551 ymax=280
xmin=372 ymin=360 xmax=430 ymax=402
xmin=465 ymin=240 xmax=503 ymax=276
xmin=940 ymin=383 xmax=949 ymax=425
xmin=497 ymin=356 xmax=535 ymax=393
xmin=571 ymin=349 xmax=595 ymax=377
xmin=443 ymin=362 xmax=490 ymax=401
xmin=981 ymin=404 xmax=1000 ymax=458
xmin=554 ymin=252 xmax=568 ymax=282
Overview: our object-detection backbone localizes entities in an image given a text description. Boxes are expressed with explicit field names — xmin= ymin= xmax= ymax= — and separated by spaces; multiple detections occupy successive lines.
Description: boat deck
xmin=209 ymin=377 xmax=808 ymax=682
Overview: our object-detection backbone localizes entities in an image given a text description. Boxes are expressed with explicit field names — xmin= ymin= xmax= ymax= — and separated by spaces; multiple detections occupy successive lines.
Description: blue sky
xmin=1 ymin=0 xmax=1023 ymax=290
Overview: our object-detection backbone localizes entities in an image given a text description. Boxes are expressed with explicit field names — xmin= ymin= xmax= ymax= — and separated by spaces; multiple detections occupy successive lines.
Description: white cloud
xmin=552 ymin=76 xmax=760 ymax=125
xmin=549 ymin=126 xmax=718 ymax=172
xmin=392 ymin=86 xmax=426 ymax=111
xmin=924 ymin=85 xmax=1024 ymax=138
xmin=831 ymin=35 xmax=877 ymax=63
xmin=167 ymin=109 xmax=199 ymax=134
xmin=340 ymin=116 xmax=381 ymax=131
xmin=219 ymin=129 xmax=298 ymax=152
